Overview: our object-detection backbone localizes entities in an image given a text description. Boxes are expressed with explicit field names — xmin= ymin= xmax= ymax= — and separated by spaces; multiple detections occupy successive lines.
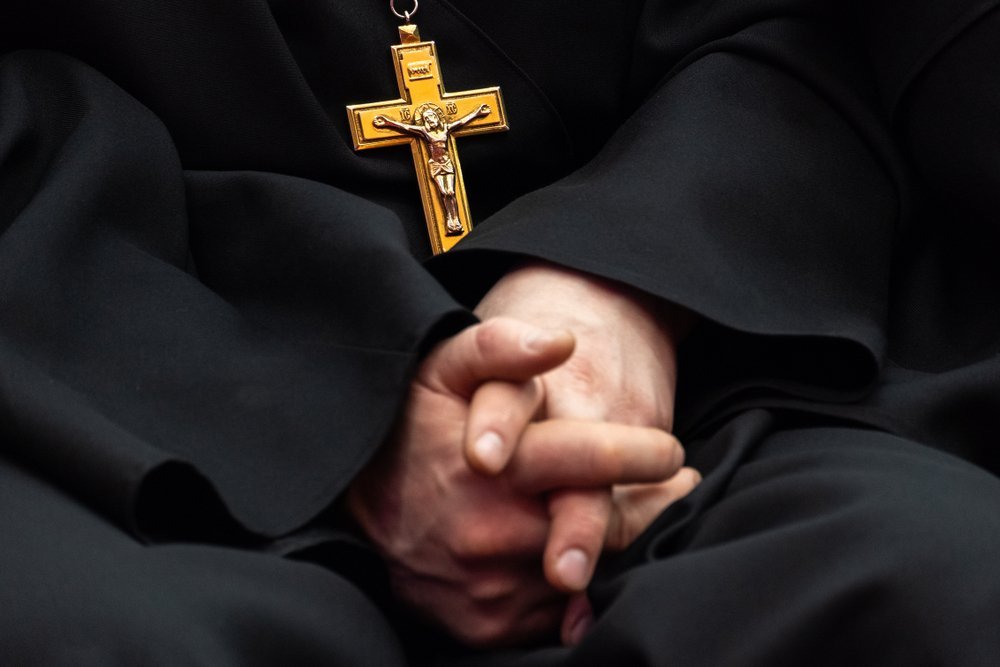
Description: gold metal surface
xmin=398 ymin=24 xmax=421 ymax=43
xmin=347 ymin=24 xmax=509 ymax=254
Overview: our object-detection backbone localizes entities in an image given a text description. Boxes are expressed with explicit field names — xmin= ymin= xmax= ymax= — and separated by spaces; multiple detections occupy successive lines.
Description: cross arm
xmin=347 ymin=98 xmax=418 ymax=151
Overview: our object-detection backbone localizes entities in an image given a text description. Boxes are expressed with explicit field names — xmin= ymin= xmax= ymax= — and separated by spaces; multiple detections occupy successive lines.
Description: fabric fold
xmin=431 ymin=17 xmax=900 ymax=430
xmin=0 ymin=49 xmax=472 ymax=538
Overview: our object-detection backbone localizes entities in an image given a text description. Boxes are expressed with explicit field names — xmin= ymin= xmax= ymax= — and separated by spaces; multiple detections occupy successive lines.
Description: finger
xmin=411 ymin=568 xmax=565 ymax=648
xmin=422 ymin=317 xmax=575 ymax=398
xmin=537 ymin=359 xmax=610 ymax=424
xmin=465 ymin=378 xmax=546 ymax=475
xmin=458 ymin=584 xmax=566 ymax=648
xmin=604 ymin=467 xmax=704 ymax=551
xmin=476 ymin=600 xmax=563 ymax=649
xmin=446 ymin=494 xmax=550 ymax=562
xmin=506 ymin=421 xmax=685 ymax=492
xmin=456 ymin=600 xmax=564 ymax=649
xmin=560 ymin=593 xmax=595 ymax=647
xmin=544 ymin=488 xmax=611 ymax=592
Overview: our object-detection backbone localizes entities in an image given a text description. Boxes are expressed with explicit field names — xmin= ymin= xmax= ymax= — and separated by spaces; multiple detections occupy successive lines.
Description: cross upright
xmin=347 ymin=24 xmax=509 ymax=254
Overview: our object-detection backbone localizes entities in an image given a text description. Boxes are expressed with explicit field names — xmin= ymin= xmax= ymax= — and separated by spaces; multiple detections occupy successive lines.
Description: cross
xmin=347 ymin=24 xmax=509 ymax=254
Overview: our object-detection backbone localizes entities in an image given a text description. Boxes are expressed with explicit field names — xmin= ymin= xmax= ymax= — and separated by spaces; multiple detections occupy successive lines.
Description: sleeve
xmin=858 ymin=0 xmax=1000 ymax=219
xmin=855 ymin=0 xmax=1000 ymax=368
xmin=0 ymin=49 xmax=472 ymax=540
xmin=429 ymin=2 xmax=908 ymax=430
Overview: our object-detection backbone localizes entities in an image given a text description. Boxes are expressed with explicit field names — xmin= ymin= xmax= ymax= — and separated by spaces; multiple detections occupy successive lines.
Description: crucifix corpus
xmin=347 ymin=23 xmax=509 ymax=254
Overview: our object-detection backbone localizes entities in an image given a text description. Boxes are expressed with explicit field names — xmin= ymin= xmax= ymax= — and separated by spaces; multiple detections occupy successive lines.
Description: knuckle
xmin=650 ymin=430 xmax=682 ymax=471
xmin=453 ymin=614 xmax=511 ymax=648
xmin=450 ymin=522 xmax=502 ymax=561
xmin=679 ymin=466 xmax=702 ymax=490
xmin=563 ymin=357 xmax=599 ymax=393
xmin=670 ymin=436 xmax=685 ymax=468
xmin=486 ymin=383 xmax=535 ymax=429
xmin=621 ymin=499 xmax=657 ymax=542
xmin=526 ymin=376 xmax=544 ymax=403
xmin=610 ymin=389 xmax=657 ymax=427
xmin=466 ymin=575 xmax=516 ymax=604
xmin=474 ymin=317 xmax=520 ymax=360
xmin=474 ymin=319 xmax=505 ymax=357
xmin=608 ymin=506 xmax=639 ymax=550
xmin=588 ymin=428 xmax=623 ymax=478
xmin=564 ymin=509 xmax=609 ymax=546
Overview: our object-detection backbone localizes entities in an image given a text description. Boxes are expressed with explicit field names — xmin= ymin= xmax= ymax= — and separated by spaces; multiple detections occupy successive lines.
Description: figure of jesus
xmin=373 ymin=102 xmax=492 ymax=235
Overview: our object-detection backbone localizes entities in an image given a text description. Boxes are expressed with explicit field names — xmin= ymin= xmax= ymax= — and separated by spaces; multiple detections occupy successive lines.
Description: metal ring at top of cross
xmin=390 ymin=0 xmax=419 ymax=23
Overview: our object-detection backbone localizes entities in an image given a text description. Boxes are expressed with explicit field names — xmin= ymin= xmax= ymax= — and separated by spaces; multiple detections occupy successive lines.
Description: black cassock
xmin=1 ymin=0 xmax=998 ymax=664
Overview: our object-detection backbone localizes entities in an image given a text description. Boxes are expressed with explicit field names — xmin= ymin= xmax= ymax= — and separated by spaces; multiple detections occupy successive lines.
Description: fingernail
xmin=473 ymin=431 xmax=505 ymax=472
xmin=568 ymin=612 xmax=594 ymax=646
xmin=556 ymin=549 xmax=590 ymax=591
xmin=522 ymin=330 xmax=558 ymax=352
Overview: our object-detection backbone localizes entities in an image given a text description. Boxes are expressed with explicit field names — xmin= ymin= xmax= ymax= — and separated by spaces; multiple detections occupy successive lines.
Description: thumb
xmin=421 ymin=317 xmax=575 ymax=398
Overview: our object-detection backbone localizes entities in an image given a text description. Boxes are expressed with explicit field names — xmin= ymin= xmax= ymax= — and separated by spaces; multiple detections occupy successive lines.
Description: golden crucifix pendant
xmin=347 ymin=24 xmax=509 ymax=254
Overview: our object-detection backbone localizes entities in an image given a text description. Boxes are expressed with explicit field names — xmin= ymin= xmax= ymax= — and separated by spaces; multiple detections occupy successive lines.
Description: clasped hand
xmin=348 ymin=264 xmax=698 ymax=647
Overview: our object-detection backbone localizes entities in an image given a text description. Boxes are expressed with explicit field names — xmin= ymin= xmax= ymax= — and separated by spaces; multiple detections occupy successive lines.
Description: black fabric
xmin=0 ymin=456 xmax=408 ymax=666
xmin=841 ymin=1 xmax=1000 ymax=476
xmin=442 ymin=414 xmax=1000 ymax=666
xmin=0 ymin=0 xmax=905 ymax=540
xmin=1 ymin=0 xmax=998 ymax=663
xmin=0 ymin=44 xmax=471 ymax=538
xmin=431 ymin=6 xmax=903 ymax=421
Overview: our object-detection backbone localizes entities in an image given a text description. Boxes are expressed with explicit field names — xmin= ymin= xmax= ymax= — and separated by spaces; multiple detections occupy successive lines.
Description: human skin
xmin=350 ymin=265 xmax=699 ymax=646
xmin=347 ymin=318 xmax=693 ymax=646
xmin=470 ymin=262 xmax=695 ymax=643
xmin=349 ymin=266 xmax=697 ymax=646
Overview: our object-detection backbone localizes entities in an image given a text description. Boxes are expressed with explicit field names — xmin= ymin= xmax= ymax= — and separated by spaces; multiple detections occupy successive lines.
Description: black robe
xmin=1 ymin=0 xmax=998 ymax=664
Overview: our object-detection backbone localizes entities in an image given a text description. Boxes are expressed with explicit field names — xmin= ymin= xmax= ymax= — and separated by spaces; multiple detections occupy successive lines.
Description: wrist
xmin=476 ymin=260 xmax=694 ymax=349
